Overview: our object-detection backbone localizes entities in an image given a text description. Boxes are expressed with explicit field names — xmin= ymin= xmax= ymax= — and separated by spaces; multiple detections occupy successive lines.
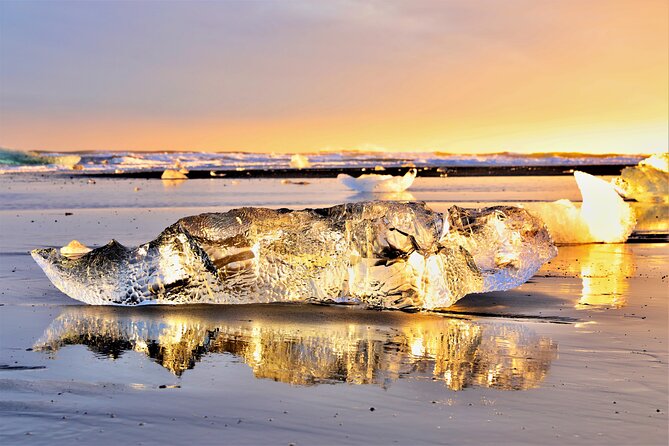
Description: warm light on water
xmin=578 ymin=245 xmax=635 ymax=309
xmin=34 ymin=307 xmax=557 ymax=391
xmin=538 ymin=243 xmax=636 ymax=309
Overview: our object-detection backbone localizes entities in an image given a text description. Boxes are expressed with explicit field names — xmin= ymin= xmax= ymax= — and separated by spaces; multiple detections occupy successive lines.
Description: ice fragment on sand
xmin=613 ymin=153 xmax=669 ymax=203
xmin=338 ymin=169 xmax=417 ymax=192
xmin=523 ymin=171 xmax=636 ymax=244
xmin=31 ymin=201 xmax=556 ymax=308
xmin=60 ymin=240 xmax=92 ymax=258
xmin=161 ymin=169 xmax=188 ymax=180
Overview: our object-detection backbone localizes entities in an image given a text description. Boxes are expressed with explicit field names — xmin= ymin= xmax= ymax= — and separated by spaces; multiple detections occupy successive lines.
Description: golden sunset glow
xmin=1 ymin=1 xmax=666 ymax=153
xmin=36 ymin=307 xmax=557 ymax=390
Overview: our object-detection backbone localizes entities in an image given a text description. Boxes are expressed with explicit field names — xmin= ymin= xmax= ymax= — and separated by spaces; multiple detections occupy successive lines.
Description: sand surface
xmin=0 ymin=175 xmax=667 ymax=445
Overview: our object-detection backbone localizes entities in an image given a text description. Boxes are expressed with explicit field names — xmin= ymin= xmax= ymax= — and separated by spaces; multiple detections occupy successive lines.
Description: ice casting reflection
xmin=35 ymin=305 xmax=557 ymax=390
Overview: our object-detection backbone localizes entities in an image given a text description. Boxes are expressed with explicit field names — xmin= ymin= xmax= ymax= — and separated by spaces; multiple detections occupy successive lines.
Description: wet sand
xmin=0 ymin=175 xmax=667 ymax=445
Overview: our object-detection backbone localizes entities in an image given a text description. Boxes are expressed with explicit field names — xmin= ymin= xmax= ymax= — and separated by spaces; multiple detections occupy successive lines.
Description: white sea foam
xmin=0 ymin=148 xmax=645 ymax=174
xmin=523 ymin=171 xmax=636 ymax=244
xmin=289 ymin=154 xmax=311 ymax=169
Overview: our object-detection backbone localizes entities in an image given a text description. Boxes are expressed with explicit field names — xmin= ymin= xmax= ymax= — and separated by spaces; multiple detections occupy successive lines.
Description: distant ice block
xmin=338 ymin=169 xmax=417 ymax=192
xmin=524 ymin=171 xmax=636 ymax=244
xmin=613 ymin=153 xmax=669 ymax=203
xmin=161 ymin=169 xmax=188 ymax=180
xmin=31 ymin=201 xmax=556 ymax=308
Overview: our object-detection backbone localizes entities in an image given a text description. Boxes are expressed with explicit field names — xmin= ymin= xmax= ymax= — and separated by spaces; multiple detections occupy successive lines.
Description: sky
xmin=0 ymin=0 xmax=667 ymax=154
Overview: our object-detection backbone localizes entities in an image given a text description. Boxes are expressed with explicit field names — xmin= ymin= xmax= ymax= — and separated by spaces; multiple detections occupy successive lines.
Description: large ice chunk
xmin=523 ymin=171 xmax=636 ymax=244
xmin=31 ymin=201 xmax=556 ymax=308
xmin=613 ymin=153 xmax=669 ymax=203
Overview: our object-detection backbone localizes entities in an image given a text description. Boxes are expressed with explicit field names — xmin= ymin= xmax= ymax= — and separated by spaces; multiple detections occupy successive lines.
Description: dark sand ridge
xmin=90 ymin=164 xmax=633 ymax=179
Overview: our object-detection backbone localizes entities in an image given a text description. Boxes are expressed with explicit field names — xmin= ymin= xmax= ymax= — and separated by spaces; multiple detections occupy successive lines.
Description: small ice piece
xmin=31 ymin=201 xmax=556 ymax=308
xmin=60 ymin=240 xmax=92 ymax=258
xmin=174 ymin=159 xmax=189 ymax=174
xmin=524 ymin=171 xmax=636 ymax=244
xmin=289 ymin=154 xmax=311 ymax=169
xmin=161 ymin=169 xmax=188 ymax=180
xmin=338 ymin=169 xmax=417 ymax=192
xmin=612 ymin=153 xmax=669 ymax=203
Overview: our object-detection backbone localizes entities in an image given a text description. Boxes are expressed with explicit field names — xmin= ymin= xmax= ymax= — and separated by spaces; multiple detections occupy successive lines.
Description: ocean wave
xmin=0 ymin=148 xmax=81 ymax=169
xmin=0 ymin=148 xmax=646 ymax=174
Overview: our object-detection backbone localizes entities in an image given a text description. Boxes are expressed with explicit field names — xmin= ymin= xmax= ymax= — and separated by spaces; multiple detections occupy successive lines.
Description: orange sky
xmin=0 ymin=0 xmax=667 ymax=154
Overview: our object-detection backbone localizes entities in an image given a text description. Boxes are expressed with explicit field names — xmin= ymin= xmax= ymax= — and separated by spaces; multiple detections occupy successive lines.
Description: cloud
xmin=0 ymin=0 xmax=666 ymax=152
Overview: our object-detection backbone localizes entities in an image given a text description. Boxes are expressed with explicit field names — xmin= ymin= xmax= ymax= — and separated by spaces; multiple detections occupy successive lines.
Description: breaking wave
xmin=0 ymin=147 xmax=645 ymax=174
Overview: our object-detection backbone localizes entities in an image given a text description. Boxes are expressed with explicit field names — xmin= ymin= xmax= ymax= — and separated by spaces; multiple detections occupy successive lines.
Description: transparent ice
xmin=32 ymin=201 xmax=556 ymax=308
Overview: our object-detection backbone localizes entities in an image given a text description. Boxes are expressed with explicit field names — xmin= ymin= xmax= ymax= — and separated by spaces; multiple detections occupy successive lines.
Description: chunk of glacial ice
xmin=613 ymin=153 xmax=669 ymax=203
xmin=31 ymin=201 xmax=556 ymax=308
xmin=523 ymin=171 xmax=636 ymax=244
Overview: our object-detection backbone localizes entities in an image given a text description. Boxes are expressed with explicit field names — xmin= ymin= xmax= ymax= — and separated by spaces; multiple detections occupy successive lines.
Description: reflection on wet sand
xmin=35 ymin=306 xmax=556 ymax=390
xmin=538 ymin=244 xmax=636 ymax=308
xmin=161 ymin=178 xmax=188 ymax=188
xmin=578 ymin=244 xmax=636 ymax=308
xmin=349 ymin=190 xmax=416 ymax=201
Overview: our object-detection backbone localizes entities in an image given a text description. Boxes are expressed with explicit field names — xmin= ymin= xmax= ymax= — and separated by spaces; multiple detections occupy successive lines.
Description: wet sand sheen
xmin=0 ymin=176 xmax=667 ymax=445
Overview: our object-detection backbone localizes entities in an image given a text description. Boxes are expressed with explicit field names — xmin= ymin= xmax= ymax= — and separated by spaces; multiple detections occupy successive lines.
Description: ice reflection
xmin=578 ymin=244 xmax=635 ymax=308
xmin=161 ymin=178 xmax=187 ymax=188
xmin=34 ymin=306 xmax=556 ymax=390
xmin=348 ymin=190 xmax=416 ymax=201
xmin=539 ymin=244 xmax=636 ymax=309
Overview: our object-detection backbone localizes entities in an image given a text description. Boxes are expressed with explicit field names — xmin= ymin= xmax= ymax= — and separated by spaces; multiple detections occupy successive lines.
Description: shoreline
xmin=1 ymin=172 xmax=666 ymax=446
xmin=86 ymin=164 xmax=633 ymax=179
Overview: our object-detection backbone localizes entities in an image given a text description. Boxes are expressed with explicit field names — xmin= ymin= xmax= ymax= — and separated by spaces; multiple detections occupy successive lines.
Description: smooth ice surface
xmin=613 ymin=153 xmax=669 ymax=203
xmin=337 ymin=169 xmax=417 ymax=192
xmin=523 ymin=171 xmax=636 ymax=244
xmin=31 ymin=201 xmax=556 ymax=308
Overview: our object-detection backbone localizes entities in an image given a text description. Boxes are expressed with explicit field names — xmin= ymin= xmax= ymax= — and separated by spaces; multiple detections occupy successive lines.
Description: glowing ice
xmin=523 ymin=171 xmax=636 ymax=244
xmin=60 ymin=240 xmax=91 ymax=258
xmin=31 ymin=201 xmax=556 ymax=308
xmin=613 ymin=153 xmax=669 ymax=203
xmin=338 ymin=169 xmax=417 ymax=192
xmin=161 ymin=169 xmax=188 ymax=180
xmin=34 ymin=307 xmax=557 ymax=389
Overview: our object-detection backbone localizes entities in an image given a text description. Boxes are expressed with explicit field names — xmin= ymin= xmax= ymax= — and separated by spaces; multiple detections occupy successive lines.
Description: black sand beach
xmin=0 ymin=174 xmax=667 ymax=445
